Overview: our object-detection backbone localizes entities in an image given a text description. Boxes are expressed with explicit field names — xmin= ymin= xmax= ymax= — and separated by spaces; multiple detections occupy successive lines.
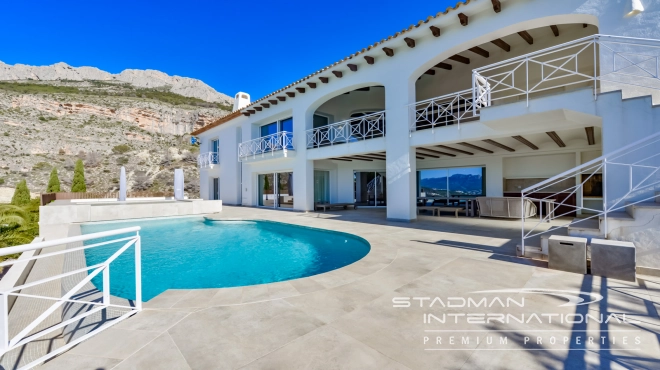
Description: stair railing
xmin=521 ymin=131 xmax=660 ymax=255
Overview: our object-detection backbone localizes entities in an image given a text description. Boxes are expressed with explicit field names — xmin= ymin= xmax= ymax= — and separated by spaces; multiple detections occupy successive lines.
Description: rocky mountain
xmin=0 ymin=77 xmax=232 ymax=198
xmin=0 ymin=61 xmax=233 ymax=105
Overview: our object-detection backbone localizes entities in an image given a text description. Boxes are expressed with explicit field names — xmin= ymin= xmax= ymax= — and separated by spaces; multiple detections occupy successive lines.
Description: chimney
xmin=233 ymin=92 xmax=250 ymax=111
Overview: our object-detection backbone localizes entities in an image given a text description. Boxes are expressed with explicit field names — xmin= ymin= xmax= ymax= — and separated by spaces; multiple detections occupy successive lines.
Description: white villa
xmin=194 ymin=0 xmax=660 ymax=271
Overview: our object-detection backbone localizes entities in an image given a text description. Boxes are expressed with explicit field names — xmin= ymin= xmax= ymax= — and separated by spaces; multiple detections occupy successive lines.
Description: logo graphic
xmin=471 ymin=289 xmax=604 ymax=307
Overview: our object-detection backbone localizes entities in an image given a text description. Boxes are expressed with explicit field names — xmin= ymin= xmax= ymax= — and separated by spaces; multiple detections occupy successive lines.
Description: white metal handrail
xmin=306 ymin=111 xmax=386 ymax=148
xmin=197 ymin=152 xmax=219 ymax=169
xmin=520 ymin=131 xmax=660 ymax=255
xmin=238 ymin=131 xmax=293 ymax=161
xmin=0 ymin=227 xmax=142 ymax=369
xmin=409 ymin=89 xmax=481 ymax=133
xmin=473 ymin=34 xmax=660 ymax=111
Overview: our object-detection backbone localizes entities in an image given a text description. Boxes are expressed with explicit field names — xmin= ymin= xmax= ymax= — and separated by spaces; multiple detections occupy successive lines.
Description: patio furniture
xmin=548 ymin=235 xmax=587 ymax=274
xmin=417 ymin=206 xmax=464 ymax=218
xmin=315 ymin=203 xmax=357 ymax=212
xmin=590 ymin=239 xmax=636 ymax=281
xmin=475 ymin=197 xmax=537 ymax=218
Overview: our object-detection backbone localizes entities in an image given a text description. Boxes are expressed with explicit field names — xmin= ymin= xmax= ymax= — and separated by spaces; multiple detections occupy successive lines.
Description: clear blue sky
xmin=0 ymin=0 xmax=456 ymax=100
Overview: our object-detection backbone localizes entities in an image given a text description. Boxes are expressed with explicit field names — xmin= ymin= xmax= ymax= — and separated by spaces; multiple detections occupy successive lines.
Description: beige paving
xmin=39 ymin=206 xmax=660 ymax=369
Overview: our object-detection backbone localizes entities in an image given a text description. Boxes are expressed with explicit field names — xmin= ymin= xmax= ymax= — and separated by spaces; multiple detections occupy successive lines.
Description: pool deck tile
xmin=38 ymin=206 xmax=660 ymax=369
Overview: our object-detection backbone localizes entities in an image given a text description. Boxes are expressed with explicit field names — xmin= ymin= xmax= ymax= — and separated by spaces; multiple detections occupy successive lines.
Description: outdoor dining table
xmin=417 ymin=197 xmax=477 ymax=217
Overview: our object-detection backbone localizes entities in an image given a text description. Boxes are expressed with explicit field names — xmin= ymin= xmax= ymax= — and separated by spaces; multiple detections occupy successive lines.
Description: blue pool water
xmin=81 ymin=217 xmax=370 ymax=301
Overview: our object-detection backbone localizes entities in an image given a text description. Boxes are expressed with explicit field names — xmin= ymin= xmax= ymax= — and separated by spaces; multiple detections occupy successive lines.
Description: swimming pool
xmin=81 ymin=217 xmax=370 ymax=301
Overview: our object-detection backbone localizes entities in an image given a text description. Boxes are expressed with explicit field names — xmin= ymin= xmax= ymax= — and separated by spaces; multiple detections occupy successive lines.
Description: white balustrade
xmin=306 ymin=111 xmax=385 ymax=148
xmin=0 ymin=227 xmax=142 ymax=369
xmin=197 ymin=152 xmax=219 ymax=168
xmin=238 ymin=131 xmax=293 ymax=161
xmin=408 ymin=89 xmax=480 ymax=133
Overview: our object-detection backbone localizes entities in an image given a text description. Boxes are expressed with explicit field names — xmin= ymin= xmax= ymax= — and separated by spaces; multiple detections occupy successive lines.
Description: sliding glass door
xmin=258 ymin=172 xmax=294 ymax=208
xmin=314 ymin=170 xmax=330 ymax=204
xmin=354 ymin=171 xmax=386 ymax=207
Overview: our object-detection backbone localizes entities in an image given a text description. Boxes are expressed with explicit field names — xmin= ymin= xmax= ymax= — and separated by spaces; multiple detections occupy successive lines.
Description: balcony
xmin=306 ymin=111 xmax=386 ymax=148
xmin=197 ymin=152 xmax=218 ymax=169
xmin=409 ymin=89 xmax=483 ymax=133
xmin=238 ymin=131 xmax=294 ymax=162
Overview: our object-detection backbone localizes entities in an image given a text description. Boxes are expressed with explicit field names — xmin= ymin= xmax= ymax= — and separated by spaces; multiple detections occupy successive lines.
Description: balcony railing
xmin=306 ymin=111 xmax=386 ymax=148
xmin=197 ymin=152 xmax=219 ymax=168
xmin=0 ymin=227 xmax=142 ymax=368
xmin=238 ymin=131 xmax=293 ymax=161
xmin=409 ymin=89 xmax=482 ymax=133
xmin=472 ymin=34 xmax=660 ymax=110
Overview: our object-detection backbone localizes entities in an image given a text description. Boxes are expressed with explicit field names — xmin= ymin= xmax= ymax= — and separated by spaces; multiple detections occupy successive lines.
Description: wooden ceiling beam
xmin=416 ymin=156 xmax=426 ymax=160
xmin=436 ymin=145 xmax=474 ymax=155
xmin=319 ymin=77 xmax=329 ymax=84
xmin=458 ymin=13 xmax=468 ymax=26
xmin=277 ymin=96 xmax=286 ymax=101
xmin=254 ymin=106 xmax=262 ymax=111
xmin=295 ymin=87 xmax=305 ymax=93
xmin=247 ymin=109 xmax=256 ymax=114
xmin=482 ymin=139 xmax=515 ymax=152
xmin=347 ymin=64 xmax=358 ymax=72
xmin=242 ymin=112 xmax=251 ymax=117
xmin=585 ymin=126 xmax=596 ymax=145
xmin=344 ymin=156 xmax=373 ymax=161
xmin=518 ymin=31 xmax=533 ymax=45
xmin=261 ymin=103 xmax=270 ymax=108
xmin=430 ymin=26 xmax=441 ymax=37
xmin=330 ymin=158 xmax=352 ymax=162
xmin=404 ymin=37 xmax=416 ymax=48
xmin=458 ymin=142 xmax=494 ymax=154
xmin=491 ymin=38 xmax=511 ymax=52
xmin=415 ymin=150 xmax=439 ymax=158
xmin=382 ymin=47 xmax=394 ymax=57
xmin=546 ymin=131 xmax=566 ymax=147
xmin=550 ymin=25 xmax=559 ymax=37
xmin=306 ymin=82 xmax=316 ymax=89
xmin=434 ymin=62 xmax=453 ymax=70
xmin=417 ymin=147 xmax=456 ymax=157
xmin=511 ymin=135 xmax=538 ymax=150
xmin=424 ymin=69 xmax=436 ymax=75
xmin=332 ymin=71 xmax=343 ymax=78
xmin=468 ymin=46 xmax=489 ymax=58
xmin=268 ymin=100 xmax=278 ymax=105
xmin=448 ymin=54 xmax=470 ymax=64
xmin=364 ymin=56 xmax=375 ymax=64
xmin=491 ymin=0 xmax=502 ymax=13
xmin=285 ymin=92 xmax=295 ymax=97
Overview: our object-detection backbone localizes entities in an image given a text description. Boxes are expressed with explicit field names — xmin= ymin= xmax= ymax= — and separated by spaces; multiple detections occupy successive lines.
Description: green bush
xmin=32 ymin=162 xmax=51 ymax=171
xmin=11 ymin=180 xmax=31 ymax=206
xmin=112 ymin=144 xmax=131 ymax=154
xmin=116 ymin=156 xmax=129 ymax=165
xmin=0 ymin=199 xmax=40 ymax=255
xmin=38 ymin=116 xmax=46 ymax=121
xmin=46 ymin=168 xmax=61 ymax=192
xmin=0 ymin=178 xmax=4 ymax=185
xmin=71 ymin=159 xmax=86 ymax=192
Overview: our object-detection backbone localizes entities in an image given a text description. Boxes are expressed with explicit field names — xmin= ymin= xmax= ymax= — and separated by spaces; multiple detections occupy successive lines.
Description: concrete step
xmin=600 ymin=212 xmax=634 ymax=221
xmin=568 ymin=217 xmax=600 ymax=231
xmin=631 ymin=201 xmax=660 ymax=209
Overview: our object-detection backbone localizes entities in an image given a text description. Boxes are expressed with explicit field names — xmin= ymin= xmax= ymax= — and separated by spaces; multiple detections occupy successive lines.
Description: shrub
xmin=11 ymin=180 xmax=31 ymax=206
xmin=0 ymin=178 xmax=3 ymax=185
xmin=38 ymin=116 xmax=46 ymax=121
xmin=3 ymin=132 xmax=8 ymax=137
xmin=46 ymin=168 xmax=61 ymax=192
xmin=116 ymin=156 xmax=129 ymax=165
xmin=71 ymin=159 xmax=86 ymax=192
xmin=112 ymin=144 xmax=131 ymax=154
xmin=32 ymin=162 xmax=51 ymax=171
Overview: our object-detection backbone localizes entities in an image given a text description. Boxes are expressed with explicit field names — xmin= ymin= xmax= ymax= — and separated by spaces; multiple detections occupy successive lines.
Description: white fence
xmin=521 ymin=131 xmax=660 ymax=255
xmin=0 ymin=227 xmax=142 ymax=369
xmin=408 ymin=89 xmax=481 ymax=133
xmin=197 ymin=152 xmax=219 ymax=169
xmin=238 ymin=131 xmax=293 ymax=161
xmin=473 ymin=34 xmax=660 ymax=110
xmin=306 ymin=111 xmax=385 ymax=148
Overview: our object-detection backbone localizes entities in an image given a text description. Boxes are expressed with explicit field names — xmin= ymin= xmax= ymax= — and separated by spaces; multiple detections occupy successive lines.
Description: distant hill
xmin=420 ymin=174 xmax=483 ymax=195
xmin=0 ymin=61 xmax=232 ymax=105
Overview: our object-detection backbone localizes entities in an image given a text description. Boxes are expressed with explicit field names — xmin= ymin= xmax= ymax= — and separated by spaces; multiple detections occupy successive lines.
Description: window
xmin=260 ymin=122 xmax=278 ymax=137
xmin=417 ymin=167 xmax=485 ymax=198
xmin=260 ymin=117 xmax=293 ymax=137
xmin=582 ymin=173 xmax=603 ymax=197
xmin=313 ymin=114 xmax=328 ymax=128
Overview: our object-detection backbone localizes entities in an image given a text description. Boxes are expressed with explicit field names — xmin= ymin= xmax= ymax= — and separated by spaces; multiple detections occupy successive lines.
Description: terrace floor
xmin=40 ymin=206 xmax=660 ymax=369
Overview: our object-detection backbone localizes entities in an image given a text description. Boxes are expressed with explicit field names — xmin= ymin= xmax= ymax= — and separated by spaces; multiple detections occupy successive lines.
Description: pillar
xmin=292 ymin=107 xmax=314 ymax=211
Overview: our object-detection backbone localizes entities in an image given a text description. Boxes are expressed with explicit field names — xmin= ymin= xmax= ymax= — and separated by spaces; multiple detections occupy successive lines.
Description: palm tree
xmin=0 ymin=204 xmax=39 ymax=251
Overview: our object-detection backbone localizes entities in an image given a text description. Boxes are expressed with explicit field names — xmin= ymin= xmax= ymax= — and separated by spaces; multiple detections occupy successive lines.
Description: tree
xmin=71 ymin=159 xmax=87 ymax=192
xmin=10 ymin=180 xmax=31 ymax=206
xmin=46 ymin=168 xmax=61 ymax=193
xmin=263 ymin=175 xmax=270 ymax=192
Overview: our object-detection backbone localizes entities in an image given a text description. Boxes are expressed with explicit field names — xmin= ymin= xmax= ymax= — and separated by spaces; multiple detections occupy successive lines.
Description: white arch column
xmin=384 ymin=77 xmax=417 ymax=221
xmin=293 ymin=106 xmax=315 ymax=212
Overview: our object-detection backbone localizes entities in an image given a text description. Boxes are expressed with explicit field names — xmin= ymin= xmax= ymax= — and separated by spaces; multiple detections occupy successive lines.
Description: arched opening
xmin=308 ymin=85 xmax=385 ymax=148
xmin=412 ymin=23 xmax=598 ymax=132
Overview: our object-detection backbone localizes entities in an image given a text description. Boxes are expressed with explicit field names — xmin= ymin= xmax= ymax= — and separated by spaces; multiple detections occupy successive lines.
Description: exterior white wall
xmin=315 ymin=87 xmax=385 ymax=122
xmin=195 ymin=0 xmax=660 ymax=220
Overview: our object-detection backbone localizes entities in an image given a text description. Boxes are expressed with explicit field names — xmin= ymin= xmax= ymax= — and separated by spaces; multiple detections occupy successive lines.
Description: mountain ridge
xmin=0 ymin=61 xmax=232 ymax=105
